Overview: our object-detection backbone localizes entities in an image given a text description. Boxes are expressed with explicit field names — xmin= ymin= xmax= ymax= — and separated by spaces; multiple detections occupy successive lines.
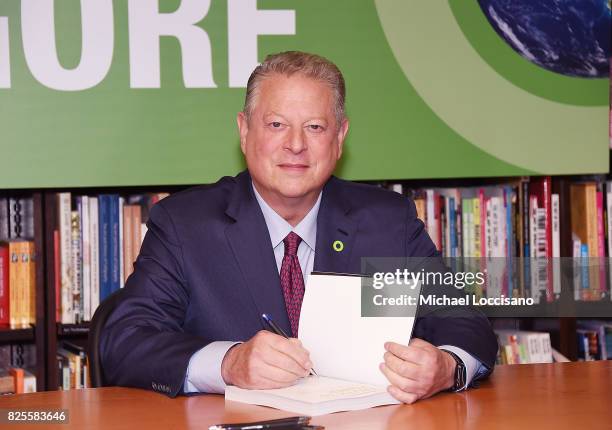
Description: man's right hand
xmin=220 ymin=330 xmax=312 ymax=389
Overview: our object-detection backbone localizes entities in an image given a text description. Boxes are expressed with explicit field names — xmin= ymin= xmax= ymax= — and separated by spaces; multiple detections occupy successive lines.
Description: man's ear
xmin=237 ymin=111 xmax=249 ymax=155
xmin=336 ymin=118 xmax=349 ymax=160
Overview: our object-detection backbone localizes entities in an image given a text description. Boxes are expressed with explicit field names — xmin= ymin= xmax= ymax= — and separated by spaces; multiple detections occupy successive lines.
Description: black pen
xmin=208 ymin=415 xmax=317 ymax=430
xmin=261 ymin=313 xmax=318 ymax=376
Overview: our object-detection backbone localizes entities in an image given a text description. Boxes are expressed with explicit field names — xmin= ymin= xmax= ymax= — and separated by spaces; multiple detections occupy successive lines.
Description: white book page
xmin=244 ymin=376 xmax=386 ymax=403
xmin=298 ymin=274 xmax=416 ymax=387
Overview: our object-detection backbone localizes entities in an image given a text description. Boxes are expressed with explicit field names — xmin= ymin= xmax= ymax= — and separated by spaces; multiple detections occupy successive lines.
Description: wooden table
xmin=1 ymin=361 xmax=610 ymax=429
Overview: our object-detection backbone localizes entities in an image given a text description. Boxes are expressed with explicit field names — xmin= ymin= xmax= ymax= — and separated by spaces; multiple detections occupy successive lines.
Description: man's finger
xmin=268 ymin=336 xmax=312 ymax=370
xmin=379 ymin=363 xmax=420 ymax=394
xmin=383 ymin=351 xmax=419 ymax=380
xmin=261 ymin=348 xmax=310 ymax=378
xmin=387 ymin=385 xmax=419 ymax=404
xmin=385 ymin=342 xmax=425 ymax=364
xmin=258 ymin=361 xmax=306 ymax=386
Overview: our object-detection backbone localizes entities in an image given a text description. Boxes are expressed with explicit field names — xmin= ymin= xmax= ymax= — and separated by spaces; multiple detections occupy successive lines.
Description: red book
xmin=528 ymin=177 xmax=552 ymax=257
xmin=0 ymin=243 xmax=8 ymax=326
xmin=528 ymin=177 xmax=553 ymax=301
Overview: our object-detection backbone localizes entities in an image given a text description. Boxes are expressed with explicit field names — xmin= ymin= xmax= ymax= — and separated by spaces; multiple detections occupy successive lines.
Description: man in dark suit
xmin=101 ymin=51 xmax=498 ymax=404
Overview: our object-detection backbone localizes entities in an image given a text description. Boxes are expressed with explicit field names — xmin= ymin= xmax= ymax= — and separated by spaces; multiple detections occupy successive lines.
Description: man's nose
xmin=285 ymin=128 xmax=307 ymax=154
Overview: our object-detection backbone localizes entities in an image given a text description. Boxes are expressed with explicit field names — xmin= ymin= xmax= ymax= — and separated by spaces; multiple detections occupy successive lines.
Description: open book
xmin=225 ymin=273 xmax=419 ymax=415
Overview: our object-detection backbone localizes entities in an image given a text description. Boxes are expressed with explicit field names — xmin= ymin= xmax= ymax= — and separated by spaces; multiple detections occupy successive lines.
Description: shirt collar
xmin=252 ymin=182 xmax=321 ymax=251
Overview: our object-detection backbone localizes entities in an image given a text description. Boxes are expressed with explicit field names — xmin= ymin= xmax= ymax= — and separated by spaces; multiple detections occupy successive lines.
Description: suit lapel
xmin=224 ymin=171 xmax=292 ymax=334
xmin=314 ymin=177 xmax=359 ymax=274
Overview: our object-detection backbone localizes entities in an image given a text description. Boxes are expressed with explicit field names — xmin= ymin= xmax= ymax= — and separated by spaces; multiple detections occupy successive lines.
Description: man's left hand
xmin=380 ymin=338 xmax=457 ymax=404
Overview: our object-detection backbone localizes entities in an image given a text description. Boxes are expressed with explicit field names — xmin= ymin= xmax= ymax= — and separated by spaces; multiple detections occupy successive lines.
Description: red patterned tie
xmin=280 ymin=232 xmax=305 ymax=337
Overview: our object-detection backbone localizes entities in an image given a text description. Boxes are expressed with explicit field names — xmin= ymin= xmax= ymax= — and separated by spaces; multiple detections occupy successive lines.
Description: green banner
xmin=0 ymin=0 xmax=608 ymax=188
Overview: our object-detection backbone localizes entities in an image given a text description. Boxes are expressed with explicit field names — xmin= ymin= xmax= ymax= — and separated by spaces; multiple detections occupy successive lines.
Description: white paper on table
xmin=298 ymin=273 xmax=417 ymax=387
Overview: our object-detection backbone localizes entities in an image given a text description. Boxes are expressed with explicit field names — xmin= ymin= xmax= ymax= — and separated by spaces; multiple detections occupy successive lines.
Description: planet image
xmin=478 ymin=0 xmax=611 ymax=78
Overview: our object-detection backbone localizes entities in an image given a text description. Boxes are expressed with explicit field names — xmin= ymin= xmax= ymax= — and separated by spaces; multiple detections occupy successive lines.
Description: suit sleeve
xmin=99 ymin=202 xmax=209 ymax=397
xmin=405 ymin=199 xmax=499 ymax=376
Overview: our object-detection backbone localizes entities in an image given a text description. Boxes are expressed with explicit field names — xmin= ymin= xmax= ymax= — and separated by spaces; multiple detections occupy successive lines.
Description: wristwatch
xmin=443 ymin=350 xmax=467 ymax=392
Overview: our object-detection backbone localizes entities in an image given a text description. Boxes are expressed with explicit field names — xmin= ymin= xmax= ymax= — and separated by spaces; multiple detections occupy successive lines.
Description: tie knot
xmin=283 ymin=232 xmax=302 ymax=256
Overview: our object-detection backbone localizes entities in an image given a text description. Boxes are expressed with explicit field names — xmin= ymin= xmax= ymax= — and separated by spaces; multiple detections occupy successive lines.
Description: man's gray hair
xmin=243 ymin=51 xmax=346 ymax=125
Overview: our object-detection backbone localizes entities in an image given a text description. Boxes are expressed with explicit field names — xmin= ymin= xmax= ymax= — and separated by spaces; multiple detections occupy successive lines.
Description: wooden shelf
xmin=0 ymin=327 xmax=34 ymax=344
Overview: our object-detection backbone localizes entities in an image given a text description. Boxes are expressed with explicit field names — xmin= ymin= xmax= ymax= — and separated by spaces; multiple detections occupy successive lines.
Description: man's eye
xmin=271 ymin=122 xmax=282 ymax=128
xmin=308 ymin=124 xmax=323 ymax=131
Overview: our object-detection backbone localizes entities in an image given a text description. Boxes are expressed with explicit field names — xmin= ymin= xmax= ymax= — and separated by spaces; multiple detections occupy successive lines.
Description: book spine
xmin=118 ymin=196 xmax=125 ymax=288
xmin=98 ymin=195 xmax=110 ymax=302
xmin=596 ymin=191 xmax=605 ymax=257
xmin=53 ymin=230 xmax=60 ymax=322
xmin=8 ymin=198 xmax=22 ymax=239
xmin=505 ymin=187 xmax=513 ymax=297
xmin=109 ymin=195 xmax=120 ymax=293
xmin=0 ymin=198 xmax=8 ymax=241
xmin=9 ymin=242 xmax=22 ymax=328
xmin=0 ymin=244 xmax=8 ymax=326
xmin=425 ymin=190 xmax=438 ymax=250
xmin=479 ymin=189 xmax=486 ymax=258
xmin=607 ymin=182 xmax=612 ymax=257
xmin=82 ymin=197 xmax=91 ymax=321
xmin=473 ymin=198 xmax=481 ymax=258
xmin=58 ymin=193 xmax=73 ymax=324
xmin=70 ymin=211 xmax=82 ymax=323
xmin=596 ymin=190 xmax=607 ymax=298
xmin=449 ymin=197 xmax=456 ymax=258
xmin=551 ymin=194 xmax=561 ymax=297
xmin=123 ymin=205 xmax=133 ymax=284
xmin=89 ymin=197 xmax=100 ymax=317
xmin=132 ymin=205 xmax=142 ymax=271
xmin=27 ymin=241 xmax=35 ymax=327
xmin=9 ymin=367 xmax=24 ymax=394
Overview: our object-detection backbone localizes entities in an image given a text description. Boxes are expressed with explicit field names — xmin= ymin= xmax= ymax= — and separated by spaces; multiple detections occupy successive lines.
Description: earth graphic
xmin=478 ymin=0 xmax=611 ymax=78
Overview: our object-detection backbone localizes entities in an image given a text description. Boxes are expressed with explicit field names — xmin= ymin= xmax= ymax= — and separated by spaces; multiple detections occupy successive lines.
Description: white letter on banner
xmin=21 ymin=0 xmax=114 ymax=91
xmin=128 ymin=0 xmax=216 ymax=88
xmin=227 ymin=0 xmax=295 ymax=88
xmin=0 ymin=17 xmax=10 ymax=88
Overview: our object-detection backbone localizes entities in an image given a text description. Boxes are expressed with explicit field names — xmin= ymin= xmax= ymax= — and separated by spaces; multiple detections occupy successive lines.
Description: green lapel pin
xmin=332 ymin=240 xmax=344 ymax=252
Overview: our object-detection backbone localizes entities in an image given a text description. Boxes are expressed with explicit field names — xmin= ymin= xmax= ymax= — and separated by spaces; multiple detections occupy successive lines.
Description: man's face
xmin=237 ymin=73 xmax=349 ymax=206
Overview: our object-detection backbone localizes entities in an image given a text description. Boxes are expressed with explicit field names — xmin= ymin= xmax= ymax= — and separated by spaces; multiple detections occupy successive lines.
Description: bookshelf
xmin=0 ymin=191 xmax=46 ymax=391
xmin=1 ymin=171 xmax=611 ymax=391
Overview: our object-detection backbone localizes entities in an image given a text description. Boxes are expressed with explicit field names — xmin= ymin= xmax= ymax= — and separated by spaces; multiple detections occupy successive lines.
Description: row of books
xmin=388 ymin=177 xmax=612 ymax=301
xmin=57 ymin=341 xmax=90 ymax=390
xmin=54 ymin=192 xmax=168 ymax=324
xmin=495 ymin=330 xmax=553 ymax=364
xmin=577 ymin=320 xmax=612 ymax=361
xmin=0 ymin=241 xmax=36 ymax=328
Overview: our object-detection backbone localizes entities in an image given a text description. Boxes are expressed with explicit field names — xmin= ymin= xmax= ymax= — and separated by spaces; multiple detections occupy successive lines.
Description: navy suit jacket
xmin=100 ymin=170 xmax=498 ymax=396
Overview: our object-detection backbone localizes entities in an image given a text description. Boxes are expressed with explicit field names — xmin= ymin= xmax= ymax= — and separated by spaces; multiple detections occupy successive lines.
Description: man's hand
xmin=221 ymin=330 xmax=312 ymax=389
xmin=380 ymin=338 xmax=457 ymax=404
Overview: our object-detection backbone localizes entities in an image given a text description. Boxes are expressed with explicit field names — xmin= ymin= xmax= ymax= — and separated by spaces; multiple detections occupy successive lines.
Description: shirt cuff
xmin=183 ymin=341 xmax=241 ymax=394
xmin=438 ymin=344 xmax=488 ymax=390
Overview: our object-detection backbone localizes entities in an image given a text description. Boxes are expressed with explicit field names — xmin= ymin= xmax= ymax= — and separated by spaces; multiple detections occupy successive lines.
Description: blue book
xmin=98 ymin=195 xmax=110 ymax=301
xmin=109 ymin=194 xmax=121 ymax=294
xmin=580 ymin=244 xmax=589 ymax=291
